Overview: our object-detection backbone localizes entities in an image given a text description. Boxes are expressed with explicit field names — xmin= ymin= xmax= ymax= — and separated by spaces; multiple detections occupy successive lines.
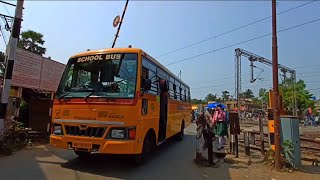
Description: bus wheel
xmin=176 ymin=121 xmax=185 ymax=141
xmin=132 ymin=133 xmax=155 ymax=165
xmin=74 ymin=150 xmax=91 ymax=160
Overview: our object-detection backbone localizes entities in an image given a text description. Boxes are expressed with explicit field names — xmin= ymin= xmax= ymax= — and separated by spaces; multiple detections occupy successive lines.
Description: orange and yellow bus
xmin=50 ymin=47 xmax=191 ymax=163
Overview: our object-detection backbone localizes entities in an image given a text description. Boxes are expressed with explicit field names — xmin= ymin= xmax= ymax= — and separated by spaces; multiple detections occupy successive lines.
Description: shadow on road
xmin=0 ymin=146 xmax=50 ymax=180
xmin=59 ymin=133 xmax=232 ymax=180
xmin=299 ymin=165 xmax=320 ymax=175
xmin=1 ymin=123 xmax=233 ymax=180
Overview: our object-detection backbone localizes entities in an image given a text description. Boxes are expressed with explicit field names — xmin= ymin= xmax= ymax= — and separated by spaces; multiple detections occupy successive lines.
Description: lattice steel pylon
xmin=234 ymin=48 xmax=297 ymax=116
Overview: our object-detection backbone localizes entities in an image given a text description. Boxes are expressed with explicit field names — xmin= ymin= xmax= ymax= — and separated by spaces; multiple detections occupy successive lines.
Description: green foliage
xmin=282 ymin=140 xmax=294 ymax=168
xmin=205 ymin=93 xmax=217 ymax=102
xmin=240 ymin=89 xmax=255 ymax=98
xmin=259 ymin=88 xmax=269 ymax=103
xmin=18 ymin=30 xmax=46 ymax=56
xmin=279 ymin=78 xmax=315 ymax=115
xmin=191 ymin=98 xmax=206 ymax=104
xmin=222 ymin=90 xmax=230 ymax=101
xmin=251 ymin=97 xmax=263 ymax=108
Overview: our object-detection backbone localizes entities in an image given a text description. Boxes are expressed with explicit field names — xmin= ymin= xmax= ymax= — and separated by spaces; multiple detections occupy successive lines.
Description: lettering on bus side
xmin=77 ymin=54 xmax=122 ymax=63
xmin=108 ymin=113 xmax=125 ymax=119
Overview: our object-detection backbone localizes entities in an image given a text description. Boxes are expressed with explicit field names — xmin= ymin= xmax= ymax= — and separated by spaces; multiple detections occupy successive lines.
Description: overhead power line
xmin=189 ymin=65 xmax=320 ymax=85
xmin=191 ymin=71 xmax=320 ymax=87
xmin=0 ymin=26 xmax=7 ymax=44
xmin=165 ymin=17 xmax=320 ymax=66
xmin=157 ymin=0 xmax=318 ymax=58
xmin=0 ymin=1 xmax=16 ymax=7
xmin=2 ymin=3 xmax=10 ymax=16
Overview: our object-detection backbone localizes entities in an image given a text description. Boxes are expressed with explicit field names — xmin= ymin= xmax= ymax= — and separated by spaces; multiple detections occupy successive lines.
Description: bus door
xmin=158 ymin=80 xmax=168 ymax=142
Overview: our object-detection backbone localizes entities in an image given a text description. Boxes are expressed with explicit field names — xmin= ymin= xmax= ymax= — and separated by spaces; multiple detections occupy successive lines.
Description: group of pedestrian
xmin=196 ymin=104 xmax=229 ymax=167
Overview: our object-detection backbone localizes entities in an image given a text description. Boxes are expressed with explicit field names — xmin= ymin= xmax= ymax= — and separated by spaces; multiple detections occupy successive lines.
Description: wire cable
xmin=0 ymin=26 xmax=7 ymax=44
xmin=165 ymin=17 xmax=320 ymax=66
xmin=157 ymin=0 xmax=319 ymax=58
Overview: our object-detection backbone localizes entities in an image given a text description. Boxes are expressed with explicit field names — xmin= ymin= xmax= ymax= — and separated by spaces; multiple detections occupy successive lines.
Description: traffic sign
xmin=113 ymin=15 xmax=121 ymax=27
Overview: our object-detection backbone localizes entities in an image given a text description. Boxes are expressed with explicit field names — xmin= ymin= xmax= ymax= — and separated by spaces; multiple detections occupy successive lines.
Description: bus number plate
xmin=73 ymin=142 xmax=92 ymax=149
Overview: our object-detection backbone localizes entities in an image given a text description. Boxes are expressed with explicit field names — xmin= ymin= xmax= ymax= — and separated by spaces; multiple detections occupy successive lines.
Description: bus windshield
xmin=57 ymin=53 xmax=138 ymax=99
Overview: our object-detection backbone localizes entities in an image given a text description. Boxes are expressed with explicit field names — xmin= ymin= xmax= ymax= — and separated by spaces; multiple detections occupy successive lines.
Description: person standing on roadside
xmin=212 ymin=104 xmax=228 ymax=150
xmin=203 ymin=108 xmax=216 ymax=166
xmin=196 ymin=106 xmax=216 ymax=167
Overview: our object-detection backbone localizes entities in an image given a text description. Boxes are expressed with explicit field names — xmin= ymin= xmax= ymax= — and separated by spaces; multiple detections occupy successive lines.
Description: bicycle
xmin=0 ymin=117 xmax=30 ymax=153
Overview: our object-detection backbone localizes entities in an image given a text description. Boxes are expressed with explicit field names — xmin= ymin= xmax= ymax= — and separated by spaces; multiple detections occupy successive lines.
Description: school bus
xmin=50 ymin=47 xmax=192 ymax=163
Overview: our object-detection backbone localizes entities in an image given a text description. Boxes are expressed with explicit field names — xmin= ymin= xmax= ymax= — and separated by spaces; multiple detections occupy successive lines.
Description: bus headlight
xmin=53 ymin=124 xmax=63 ymax=135
xmin=111 ymin=129 xmax=125 ymax=139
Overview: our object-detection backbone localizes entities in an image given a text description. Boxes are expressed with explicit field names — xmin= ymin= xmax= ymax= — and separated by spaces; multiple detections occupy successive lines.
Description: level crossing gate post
xmin=258 ymin=114 xmax=265 ymax=155
xmin=0 ymin=0 xmax=24 ymax=139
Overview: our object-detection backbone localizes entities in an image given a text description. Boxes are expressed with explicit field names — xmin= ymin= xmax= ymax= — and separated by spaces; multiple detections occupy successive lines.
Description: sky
xmin=0 ymin=0 xmax=320 ymax=100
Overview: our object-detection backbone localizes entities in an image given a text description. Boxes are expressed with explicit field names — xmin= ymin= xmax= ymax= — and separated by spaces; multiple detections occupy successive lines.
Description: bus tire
xmin=132 ymin=132 xmax=155 ymax=165
xmin=74 ymin=150 xmax=91 ymax=160
xmin=176 ymin=120 xmax=185 ymax=141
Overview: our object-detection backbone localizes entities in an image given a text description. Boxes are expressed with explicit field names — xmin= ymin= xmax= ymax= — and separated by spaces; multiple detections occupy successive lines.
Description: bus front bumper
xmin=50 ymin=135 xmax=139 ymax=154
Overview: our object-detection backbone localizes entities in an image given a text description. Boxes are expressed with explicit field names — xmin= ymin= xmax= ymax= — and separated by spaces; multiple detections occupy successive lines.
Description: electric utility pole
xmin=272 ymin=0 xmax=282 ymax=170
xmin=0 ymin=0 xmax=24 ymax=137
xmin=112 ymin=0 xmax=129 ymax=48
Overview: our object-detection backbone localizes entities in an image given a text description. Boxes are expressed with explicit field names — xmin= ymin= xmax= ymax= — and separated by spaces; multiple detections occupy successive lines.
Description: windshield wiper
xmin=58 ymin=92 xmax=71 ymax=100
xmin=58 ymin=88 xmax=96 ymax=101
xmin=83 ymin=90 xmax=96 ymax=102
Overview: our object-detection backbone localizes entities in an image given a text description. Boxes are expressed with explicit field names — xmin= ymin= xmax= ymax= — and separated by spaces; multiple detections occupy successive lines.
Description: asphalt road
xmin=0 ymin=123 xmax=237 ymax=180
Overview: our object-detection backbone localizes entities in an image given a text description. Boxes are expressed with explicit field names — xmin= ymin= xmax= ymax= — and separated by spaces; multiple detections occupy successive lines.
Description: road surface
xmin=1 ymin=123 xmax=319 ymax=180
xmin=0 ymin=123 xmax=236 ymax=180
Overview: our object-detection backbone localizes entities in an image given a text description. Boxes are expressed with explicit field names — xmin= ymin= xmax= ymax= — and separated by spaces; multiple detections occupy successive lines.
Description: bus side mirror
xmin=142 ymin=79 xmax=151 ymax=91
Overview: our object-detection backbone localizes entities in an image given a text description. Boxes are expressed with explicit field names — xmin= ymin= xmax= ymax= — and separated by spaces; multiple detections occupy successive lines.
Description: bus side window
xmin=173 ymin=84 xmax=177 ymax=99
xmin=141 ymin=67 xmax=149 ymax=88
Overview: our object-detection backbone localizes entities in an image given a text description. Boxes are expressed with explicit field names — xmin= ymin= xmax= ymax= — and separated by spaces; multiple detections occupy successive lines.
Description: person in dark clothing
xmin=203 ymin=108 xmax=216 ymax=166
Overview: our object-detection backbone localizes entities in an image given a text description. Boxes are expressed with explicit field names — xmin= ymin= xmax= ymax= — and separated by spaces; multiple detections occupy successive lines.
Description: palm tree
xmin=222 ymin=90 xmax=230 ymax=101
xmin=205 ymin=93 xmax=217 ymax=102
xmin=18 ymin=30 xmax=46 ymax=56
xmin=242 ymin=89 xmax=254 ymax=98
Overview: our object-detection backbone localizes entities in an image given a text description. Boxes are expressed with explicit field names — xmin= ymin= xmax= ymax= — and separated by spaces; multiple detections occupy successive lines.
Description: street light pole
xmin=272 ymin=0 xmax=282 ymax=170
xmin=0 ymin=0 xmax=24 ymax=137
xmin=112 ymin=0 xmax=129 ymax=48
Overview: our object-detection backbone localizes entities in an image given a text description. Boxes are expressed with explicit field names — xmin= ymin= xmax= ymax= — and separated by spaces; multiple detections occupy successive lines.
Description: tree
xmin=257 ymin=88 xmax=269 ymax=109
xmin=279 ymin=78 xmax=314 ymax=115
xmin=191 ymin=98 xmax=206 ymax=104
xmin=259 ymin=88 xmax=269 ymax=102
xmin=222 ymin=90 xmax=230 ymax=101
xmin=259 ymin=88 xmax=267 ymax=99
xmin=240 ymin=89 xmax=254 ymax=98
xmin=18 ymin=30 xmax=46 ymax=55
xmin=205 ymin=93 xmax=217 ymax=102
